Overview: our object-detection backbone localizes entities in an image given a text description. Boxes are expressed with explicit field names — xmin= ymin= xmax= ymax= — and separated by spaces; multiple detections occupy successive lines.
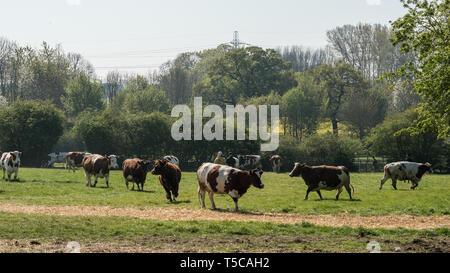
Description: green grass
xmin=0 ymin=211 xmax=447 ymax=253
xmin=0 ymin=168 xmax=448 ymax=216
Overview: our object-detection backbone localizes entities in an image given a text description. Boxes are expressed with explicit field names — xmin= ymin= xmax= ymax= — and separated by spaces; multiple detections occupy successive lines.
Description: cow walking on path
xmin=289 ymin=163 xmax=354 ymax=200
xmin=380 ymin=161 xmax=432 ymax=190
xmin=197 ymin=163 xmax=264 ymax=212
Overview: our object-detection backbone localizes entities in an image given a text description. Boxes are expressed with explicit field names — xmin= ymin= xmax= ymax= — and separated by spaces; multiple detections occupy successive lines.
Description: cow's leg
xmin=232 ymin=197 xmax=239 ymax=212
xmin=304 ymin=188 xmax=311 ymax=200
xmin=208 ymin=192 xmax=216 ymax=210
xmin=336 ymin=187 xmax=343 ymax=200
xmin=2 ymin=167 xmax=5 ymax=180
xmin=344 ymin=184 xmax=353 ymax=200
xmin=171 ymin=180 xmax=179 ymax=201
xmin=14 ymin=168 xmax=18 ymax=180
xmin=198 ymin=187 xmax=206 ymax=209
xmin=93 ymin=175 xmax=98 ymax=187
xmin=316 ymin=190 xmax=323 ymax=200
xmin=392 ymin=178 xmax=397 ymax=190
xmin=7 ymin=172 xmax=11 ymax=182
xmin=379 ymin=175 xmax=389 ymax=190
xmin=141 ymin=183 xmax=144 ymax=192
xmin=105 ymin=174 xmax=109 ymax=188
xmin=411 ymin=179 xmax=419 ymax=190
xmin=159 ymin=177 xmax=172 ymax=202
xmin=85 ymin=172 xmax=91 ymax=187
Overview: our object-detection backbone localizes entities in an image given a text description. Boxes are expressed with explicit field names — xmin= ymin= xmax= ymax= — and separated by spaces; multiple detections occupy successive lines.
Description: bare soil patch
xmin=0 ymin=203 xmax=449 ymax=230
xmin=1 ymin=235 xmax=448 ymax=253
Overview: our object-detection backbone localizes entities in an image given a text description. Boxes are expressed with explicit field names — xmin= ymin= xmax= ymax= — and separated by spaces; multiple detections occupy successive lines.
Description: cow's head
xmin=151 ymin=159 xmax=167 ymax=175
xmin=12 ymin=151 xmax=21 ymax=162
xmin=289 ymin=163 xmax=307 ymax=177
xmin=250 ymin=169 xmax=264 ymax=189
xmin=419 ymin=162 xmax=433 ymax=176
xmin=226 ymin=156 xmax=238 ymax=167
xmin=107 ymin=155 xmax=119 ymax=169
xmin=138 ymin=160 xmax=152 ymax=171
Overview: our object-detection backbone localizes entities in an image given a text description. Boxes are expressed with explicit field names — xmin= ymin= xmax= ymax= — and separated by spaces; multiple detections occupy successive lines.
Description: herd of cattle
xmin=0 ymin=150 xmax=434 ymax=212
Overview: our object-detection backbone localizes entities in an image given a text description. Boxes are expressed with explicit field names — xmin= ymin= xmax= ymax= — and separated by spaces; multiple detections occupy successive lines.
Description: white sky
xmin=1 ymin=0 xmax=407 ymax=80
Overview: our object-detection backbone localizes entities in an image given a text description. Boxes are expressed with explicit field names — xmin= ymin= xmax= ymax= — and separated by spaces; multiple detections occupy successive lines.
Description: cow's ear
xmin=19 ymin=152 xmax=22 ymax=157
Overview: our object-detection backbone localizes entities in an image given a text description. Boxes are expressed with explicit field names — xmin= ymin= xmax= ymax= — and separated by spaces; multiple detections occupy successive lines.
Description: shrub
xmin=0 ymin=100 xmax=65 ymax=166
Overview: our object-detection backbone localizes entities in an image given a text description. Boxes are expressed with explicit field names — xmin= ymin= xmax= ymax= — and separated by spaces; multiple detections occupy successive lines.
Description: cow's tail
xmin=350 ymin=183 xmax=355 ymax=196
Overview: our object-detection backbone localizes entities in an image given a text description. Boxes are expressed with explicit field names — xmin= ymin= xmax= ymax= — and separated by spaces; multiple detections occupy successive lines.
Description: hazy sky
xmin=1 ymin=0 xmax=407 ymax=79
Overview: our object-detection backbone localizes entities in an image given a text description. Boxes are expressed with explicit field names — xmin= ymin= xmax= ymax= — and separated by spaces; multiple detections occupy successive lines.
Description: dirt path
xmin=0 ymin=203 xmax=449 ymax=230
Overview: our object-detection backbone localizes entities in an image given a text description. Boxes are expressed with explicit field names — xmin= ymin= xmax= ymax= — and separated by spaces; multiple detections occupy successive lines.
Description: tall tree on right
xmin=388 ymin=0 xmax=449 ymax=138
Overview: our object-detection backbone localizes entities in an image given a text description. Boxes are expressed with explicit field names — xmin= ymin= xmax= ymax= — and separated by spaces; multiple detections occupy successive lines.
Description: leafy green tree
xmin=0 ymin=100 xmax=65 ymax=166
xmin=388 ymin=0 xmax=449 ymax=138
xmin=74 ymin=109 xmax=126 ymax=155
xmin=122 ymin=86 xmax=171 ymax=114
xmin=194 ymin=46 xmax=296 ymax=106
xmin=281 ymin=73 xmax=321 ymax=140
xmin=62 ymin=73 xmax=105 ymax=118
xmin=341 ymin=84 xmax=389 ymax=139
xmin=366 ymin=108 xmax=448 ymax=165
xmin=313 ymin=61 xmax=368 ymax=135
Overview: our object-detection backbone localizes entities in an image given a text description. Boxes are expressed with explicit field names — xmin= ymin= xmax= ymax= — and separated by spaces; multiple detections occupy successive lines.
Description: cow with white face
xmin=1 ymin=151 xmax=22 ymax=182
xmin=197 ymin=163 xmax=264 ymax=212
xmin=380 ymin=161 xmax=432 ymax=190
xmin=82 ymin=154 xmax=119 ymax=187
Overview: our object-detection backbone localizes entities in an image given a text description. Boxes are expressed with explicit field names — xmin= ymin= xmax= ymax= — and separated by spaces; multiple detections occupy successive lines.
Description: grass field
xmin=0 ymin=168 xmax=448 ymax=215
xmin=0 ymin=167 xmax=448 ymax=253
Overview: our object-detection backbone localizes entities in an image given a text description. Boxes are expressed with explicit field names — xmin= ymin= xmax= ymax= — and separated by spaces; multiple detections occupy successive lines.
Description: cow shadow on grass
xmin=2 ymin=179 xmax=26 ymax=183
xmin=311 ymin=198 xmax=362 ymax=202
xmin=170 ymin=200 xmax=191 ymax=205
xmin=209 ymin=208 xmax=265 ymax=216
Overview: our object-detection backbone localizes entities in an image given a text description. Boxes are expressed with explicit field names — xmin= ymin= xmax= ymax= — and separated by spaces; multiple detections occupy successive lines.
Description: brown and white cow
xmin=197 ymin=163 xmax=264 ymax=212
xmin=269 ymin=155 xmax=282 ymax=173
xmin=82 ymin=154 xmax=119 ymax=187
xmin=151 ymin=159 xmax=181 ymax=202
xmin=1 ymin=151 xmax=22 ymax=182
xmin=380 ymin=161 xmax=432 ymax=190
xmin=66 ymin=152 xmax=91 ymax=172
xmin=289 ymin=163 xmax=354 ymax=200
xmin=122 ymin=158 xmax=151 ymax=191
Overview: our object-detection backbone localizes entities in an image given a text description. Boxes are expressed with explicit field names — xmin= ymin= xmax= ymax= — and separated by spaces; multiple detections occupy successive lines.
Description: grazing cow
xmin=66 ymin=152 xmax=91 ymax=172
xmin=197 ymin=163 xmax=264 ymax=212
xmin=226 ymin=155 xmax=262 ymax=170
xmin=122 ymin=158 xmax=151 ymax=191
xmin=163 ymin=155 xmax=179 ymax=166
xmin=289 ymin=163 xmax=354 ymax=200
xmin=380 ymin=161 xmax=432 ymax=190
xmin=213 ymin=151 xmax=226 ymax=165
xmin=44 ymin=152 xmax=68 ymax=168
xmin=270 ymin=155 xmax=282 ymax=173
xmin=1 ymin=151 xmax=22 ymax=182
xmin=151 ymin=159 xmax=181 ymax=202
xmin=82 ymin=154 xmax=119 ymax=187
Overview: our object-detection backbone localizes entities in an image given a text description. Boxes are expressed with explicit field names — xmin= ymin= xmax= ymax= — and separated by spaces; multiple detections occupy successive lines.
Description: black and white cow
xmin=380 ymin=161 xmax=432 ymax=190
xmin=1 ymin=151 xmax=22 ymax=181
xmin=226 ymin=155 xmax=262 ymax=170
